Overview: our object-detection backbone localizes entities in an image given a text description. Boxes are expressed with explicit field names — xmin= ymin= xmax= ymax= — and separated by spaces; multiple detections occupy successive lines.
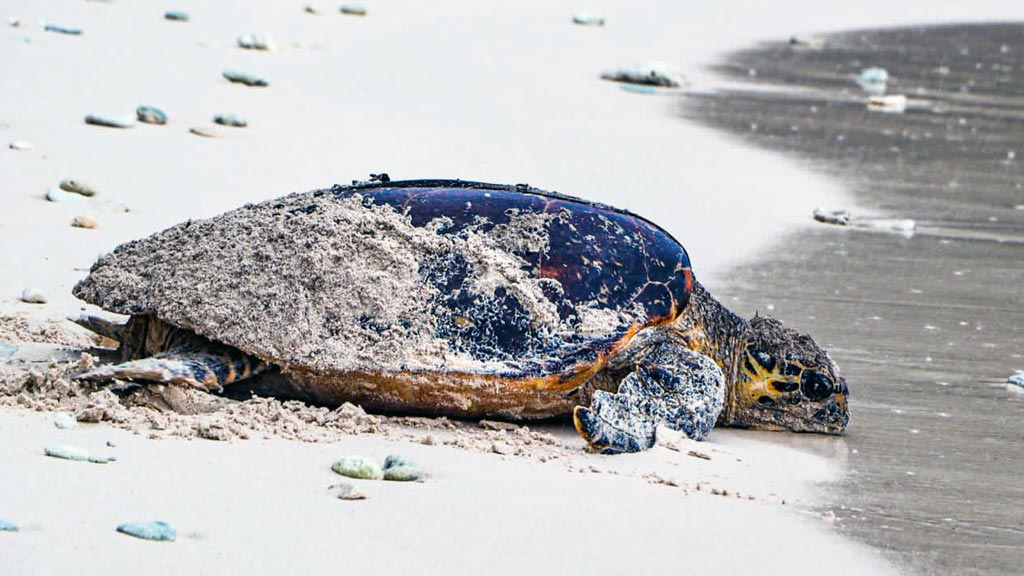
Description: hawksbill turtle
xmin=73 ymin=178 xmax=849 ymax=453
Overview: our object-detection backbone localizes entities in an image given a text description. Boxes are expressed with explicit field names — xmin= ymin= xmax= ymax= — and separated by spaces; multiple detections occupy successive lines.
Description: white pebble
xmin=20 ymin=288 xmax=47 ymax=304
xmin=71 ymin=215 xmax=98 ymax=229
xmin=46 ymin=188 xmax=87 ymax=204
xmin=53 ymin=412 xmax=78 ymax=429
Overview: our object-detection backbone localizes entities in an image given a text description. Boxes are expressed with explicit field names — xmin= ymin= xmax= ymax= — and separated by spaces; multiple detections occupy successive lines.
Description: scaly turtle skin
xmin=73 ymin=179 xmax=849 ymax=453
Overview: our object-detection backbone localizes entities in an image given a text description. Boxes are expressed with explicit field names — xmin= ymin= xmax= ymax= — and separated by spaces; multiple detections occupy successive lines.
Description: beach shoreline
xmin=684 ymin=22 xmax=1024 ymax=576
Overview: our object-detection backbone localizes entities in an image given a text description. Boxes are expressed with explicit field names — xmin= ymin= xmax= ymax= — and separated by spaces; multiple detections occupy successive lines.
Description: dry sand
xmin=3 ymin=0 xmax=1022 ymax=574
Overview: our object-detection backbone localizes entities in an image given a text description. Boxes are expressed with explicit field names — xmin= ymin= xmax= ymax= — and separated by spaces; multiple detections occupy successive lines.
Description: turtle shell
xmin=74 ymin=180 xmax=693 ymax=386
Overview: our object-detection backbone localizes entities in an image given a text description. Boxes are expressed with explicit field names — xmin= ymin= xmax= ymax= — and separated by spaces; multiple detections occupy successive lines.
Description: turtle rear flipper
xmin=573 ymin=347 xmax=725 ymax=454
xmin=77 ymin=350 xmax=267 ymax=393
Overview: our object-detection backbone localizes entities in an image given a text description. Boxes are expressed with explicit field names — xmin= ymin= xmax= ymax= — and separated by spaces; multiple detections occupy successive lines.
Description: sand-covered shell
xmin=73 ymin=180 xmax=692 ymax=384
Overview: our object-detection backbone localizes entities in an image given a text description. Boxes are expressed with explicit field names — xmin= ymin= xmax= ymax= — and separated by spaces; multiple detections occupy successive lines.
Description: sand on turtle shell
xmin=73 ymin=190 xmax=639 ymax=375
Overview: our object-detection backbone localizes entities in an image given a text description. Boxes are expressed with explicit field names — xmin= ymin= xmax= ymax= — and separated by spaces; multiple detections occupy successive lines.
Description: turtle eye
xmin=800 ymin=370 xmax=834 ymax=401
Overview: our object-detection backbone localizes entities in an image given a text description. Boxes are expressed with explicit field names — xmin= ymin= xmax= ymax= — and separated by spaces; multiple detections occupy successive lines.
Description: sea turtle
xmin=73 ymin=178 xmax=848 ymax=453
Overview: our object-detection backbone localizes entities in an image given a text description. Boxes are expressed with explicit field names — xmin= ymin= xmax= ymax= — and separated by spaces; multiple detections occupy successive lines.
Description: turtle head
xmin=728 ymin=316 xmax=849 ymax=434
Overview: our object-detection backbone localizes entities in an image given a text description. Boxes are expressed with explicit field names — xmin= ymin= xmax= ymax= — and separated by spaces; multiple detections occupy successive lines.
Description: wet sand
xmin=685 ymin=23 xmax=1024 ymax=576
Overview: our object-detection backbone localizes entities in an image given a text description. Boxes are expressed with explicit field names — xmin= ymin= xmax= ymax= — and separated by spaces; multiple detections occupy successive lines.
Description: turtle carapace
xmin=73 ymin=179 xmax=849 ymax=453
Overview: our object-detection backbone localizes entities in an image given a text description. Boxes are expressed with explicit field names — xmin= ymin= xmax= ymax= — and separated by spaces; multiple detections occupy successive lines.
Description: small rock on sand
xmin=164 ymin=11 xmax=189 ymax=22
xmin=43 ymin=23 xmax=82 ymax=35
xmin=340 ymin=4 xmax=367 ymax=16
xmin=71 ymin=215 xmax=99 ymax=229
xmin=43 ymin=444 xmax=114 ymax=463
xmin=330 ymin=482 xmax=367 ymax=500
xmin=222 ymin=69 xmax=269 ymax=87
xmin=331 ymin=455 xmax=383 ymax=480
xmin=116 ymin=521 xmax=176 ymax=541
xmin=20 ymin=288 xmax=47 ymax=304
xmin=0 ymin=519 xmax=18 ymax=532
xmin=384 ymin=465 xmax=424 ymax=482
xmin=600 ymin=62 xmax=685 ymax=88
xmin=45 ymin=188 xmax=86 ymax=204
xmin=1007 ymin=371 xmax=1024 ymax=388
xmin=189 ymin=127 xmax=219 ymax=138
xmin=789 ymin=35 xmax=825 ymax=49
xmin=59 ymin=178 xmax=97 ymax=197
xmin=213 ymin=113 xmax=247 ymax=128
xmin=52 ymin=412 xmax=78 ymax=429
xmin=43 ymin=444 xmax=90 ymax=461
xmin=571 ymin=13 xmax=605 ymax=26
xmin=304 ymin=5 xmax=320 ymax=14
xmin=813 ymin=207 xmax=850 ymax=226
xmin=85 ymin=114 xmax=135 ymax=129
xmin=383 ymin=454 xmax=413 ymax=469
xmin=237 ymin=35 xmax=275 ymax=51
xmin=856 ymin=67 xmax=889 ymax=94
xmin=136 ymin=106 xmax=167 ymax=125
xmin=382 ymin=454 xmax=424 ymax=481
xmin=8 ymin=141 xmax=33 ymax=150
xmin=867 ymin=94 xmax=907 ymax=114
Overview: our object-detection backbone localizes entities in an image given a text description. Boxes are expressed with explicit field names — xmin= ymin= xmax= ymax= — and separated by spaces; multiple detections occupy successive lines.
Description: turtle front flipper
xmin=77 ymin=350 xmax=267 ymax=393
xmin=573 ymin=347 xmax=725 ymax=454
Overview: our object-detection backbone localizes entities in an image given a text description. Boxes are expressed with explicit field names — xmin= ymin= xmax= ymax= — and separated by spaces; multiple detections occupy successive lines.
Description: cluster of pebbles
xmin=85 ymin=97 xmax=250 ymax=138
xmin=329 ymin=453 xmax=424 ymax=500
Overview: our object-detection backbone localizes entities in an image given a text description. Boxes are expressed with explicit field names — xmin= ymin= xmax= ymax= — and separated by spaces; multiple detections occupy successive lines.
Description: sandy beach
xmin=2 ymin=0 xmax=1023 ymax=574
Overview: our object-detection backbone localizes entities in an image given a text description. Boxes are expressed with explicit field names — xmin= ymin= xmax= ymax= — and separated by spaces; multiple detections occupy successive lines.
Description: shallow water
xmin=684 ymin=23 xmax=1024 ymax=576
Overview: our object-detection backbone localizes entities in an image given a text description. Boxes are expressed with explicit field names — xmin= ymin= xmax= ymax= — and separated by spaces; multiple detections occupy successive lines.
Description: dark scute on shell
xmin=349 ymin=183 xmax=692 ymax=365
